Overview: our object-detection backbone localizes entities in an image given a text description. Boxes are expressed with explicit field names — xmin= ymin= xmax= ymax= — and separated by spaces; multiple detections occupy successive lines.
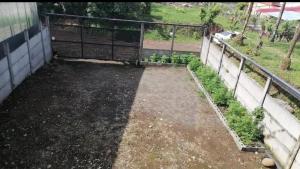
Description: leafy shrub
xmin=161 ymin=55 xmax=171 ymax=63
xmin=171 ymin=54 xmax=181 ymax=64
xmin=252 ymin=107 xmax=264 ymax=124
xmin=188 ymin=57 xmax=202 ymax=71
xmin=150 ymin=53 xmax=161 ymax=62
xmin=188 ymin=54 xmax=197 ymax=62
xmin=225 ymin=101 xmax=261 ymax=144
xmin=212 ymin=85 xmax=233 ymax=107
xmin=180 ymin=54 xmax=191 ymax=64
xmin=192 ymin=31 xmax=201 ymax=40
xmin=190 ymin=56 xmax=263 ymax=145
xmin=157 ymin=26 xmax=171 ymax=40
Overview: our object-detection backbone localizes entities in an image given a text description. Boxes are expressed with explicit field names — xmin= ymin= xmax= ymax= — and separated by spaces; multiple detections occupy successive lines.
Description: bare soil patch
xmin=143 ymin=39 xmax=200 ymax=52
xmin=0 ymin=60 xmax=264 ymax=169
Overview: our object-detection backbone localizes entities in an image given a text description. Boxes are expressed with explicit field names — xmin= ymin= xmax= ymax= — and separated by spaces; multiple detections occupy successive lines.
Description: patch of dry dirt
xmin=113 ymin=66 xmax=264 ymax=169
xmin=0 ymin=60 xmax=264 ymax=169
xmin=143 ymin=39 xmax=200 ymax=52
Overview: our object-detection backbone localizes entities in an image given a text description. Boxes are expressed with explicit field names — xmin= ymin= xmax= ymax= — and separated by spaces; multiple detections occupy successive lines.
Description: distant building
xmin=254 ymin=2 xmax=300 ymax=21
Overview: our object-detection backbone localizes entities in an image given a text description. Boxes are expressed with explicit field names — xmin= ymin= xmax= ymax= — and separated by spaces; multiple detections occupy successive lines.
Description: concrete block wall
xmin=0 ymin=57 xmax=12 ymax=102
xmin=0 ymin=27 xmax=52 ymax=104
xmin=200 ymin=36 xmax=300 ymax=169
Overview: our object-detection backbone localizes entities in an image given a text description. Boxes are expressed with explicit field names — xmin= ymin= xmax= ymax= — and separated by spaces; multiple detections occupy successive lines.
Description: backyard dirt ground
xmin=0 ymin=59 xmax=265 ymax=169
xmin=143 ymin=39 xmax=200 ymax=52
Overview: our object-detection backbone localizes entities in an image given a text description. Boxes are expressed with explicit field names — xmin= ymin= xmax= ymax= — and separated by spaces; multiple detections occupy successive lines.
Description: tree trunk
xmin=239 ymin=2 xmax=254 ymax=45
xmin=270 ymin=2 xmax=286 ymax=42
xmin=280 ymin=22 xmax=300 ymax=70
xmin=241 ymin=2 xmax=253 ymax=36
xmin=256 ymin=31 xmax=264 ymax=51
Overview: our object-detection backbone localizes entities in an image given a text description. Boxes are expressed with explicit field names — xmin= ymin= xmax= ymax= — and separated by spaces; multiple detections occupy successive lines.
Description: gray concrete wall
xmin=200 ymin=36 xmax=300 ymax=169
xmin=0 ymin=27 xmax=52 ymax=104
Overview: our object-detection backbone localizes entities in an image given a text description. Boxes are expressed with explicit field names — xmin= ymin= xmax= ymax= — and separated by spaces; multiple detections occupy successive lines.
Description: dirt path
xmin=113 ymin=66 xmax=264 ymax=169
xmin=143 ymin=39 xmax=200 ymax=52
xmin=0 ymin=60 xmax=263 ymax=169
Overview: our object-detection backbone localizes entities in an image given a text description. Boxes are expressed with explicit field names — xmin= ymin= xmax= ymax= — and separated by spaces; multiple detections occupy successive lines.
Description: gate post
xmin=112 ymin=24 xmax=115 ymax=60
xmin=170 ymin=25 xmax=176 ymax=56
xmin=204 ymin=34 xmax=212 ymax=65
xmin=80 ymin=18 xmax=84 ymax=59
xmin=200 ymin=27 xmax=207 ymax=58
xmin=45 ymin=16 xmax=53 ymax=59
xmin=39 ymin=20 xmax=47 ymax=64
xmin=138 ymin=23 xmax=145 ymax=66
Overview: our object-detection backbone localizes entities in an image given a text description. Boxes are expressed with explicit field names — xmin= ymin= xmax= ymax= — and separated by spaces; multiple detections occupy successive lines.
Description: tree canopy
xmin=37 ymin=2 xmax=151 ymax=20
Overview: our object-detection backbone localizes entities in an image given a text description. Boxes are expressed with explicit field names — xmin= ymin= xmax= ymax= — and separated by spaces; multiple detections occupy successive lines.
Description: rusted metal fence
xmin=43 ymin=13 xmax=206 ymax=64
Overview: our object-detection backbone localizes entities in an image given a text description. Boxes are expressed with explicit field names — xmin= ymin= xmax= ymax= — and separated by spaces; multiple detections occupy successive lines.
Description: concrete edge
xmin=140 ymin=61 xmax=187 ymax=67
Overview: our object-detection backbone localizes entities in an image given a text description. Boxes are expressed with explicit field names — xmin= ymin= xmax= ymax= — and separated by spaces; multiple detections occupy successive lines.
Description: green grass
xmin=226 ymin=31 xmax=300 ymax=89
xmin=149 ymin=2 xmax=300 ymax=90
xmin=150 ymin=3 xmax=202 ymax=24
xmin=144 ymin=29 xmax=201 ymax=43
xmin=144 ymin=3 xmax=203 ymax=43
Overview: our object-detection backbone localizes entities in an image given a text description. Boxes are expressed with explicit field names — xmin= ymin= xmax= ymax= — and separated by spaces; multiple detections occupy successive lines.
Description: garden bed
xmin=186 ymin=56 xmax=266 ymax=152
xmin=187 ymin=65 xmax=265 ymax=152
xmin=143 ymin=53 xmax=195 ymax=65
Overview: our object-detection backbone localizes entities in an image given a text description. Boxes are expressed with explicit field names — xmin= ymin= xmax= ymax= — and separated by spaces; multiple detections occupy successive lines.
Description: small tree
xmin=251 ymin=15 xmax=258 ymax=29
xmin=255 ymin=19 xmax=266 ymax=54
xmin=199 ymin=4 xmax=221 ymax=28
xmin=265 ymin=19 xmax=275 ymax=39
xmin=270 ymin=2 xmax=286 ymax=42
xmin=236 ymin=2 xmax=254 ymax=45
xmin=278 ymin=21 xmax=295 ymax=42
xmin=280 ymin=22 xmax=300 ymax=70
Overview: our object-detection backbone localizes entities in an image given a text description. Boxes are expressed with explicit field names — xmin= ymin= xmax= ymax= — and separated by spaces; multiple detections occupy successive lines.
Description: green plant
xmin=190 ymin=55 xmax=263 ymax=145
xmin=180 ymin=54 xmax=191 ymax=64
xmin=199 ymin=4 xmax=221 ymax=27
xmin=150 ymin=53 xmax=161 ymax=62
xmin=212 ymin=85 xmax=234 ymax=107
xmin=192 ymin=31 xmax=201 ymax=40
xmin=171 ymin=54 xmax=181 ymax=64
xmin=252 ymin=107 xmax=264 ymax=125
xmin=161 ymin=55 xmax=171 ymax=63
xmin=188 ymin=57 xmax=202 ymax=71
xmin=225 ymin=101 xmax=261 ymax=144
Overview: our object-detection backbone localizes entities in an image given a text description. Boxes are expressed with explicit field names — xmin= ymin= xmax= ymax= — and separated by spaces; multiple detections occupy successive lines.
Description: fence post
xmin=217 ymin=44 xmax=226 ymax=74
xmin=80 ymin=19 xmax=84 ymax=59
xmin=260 ymin=77 xmax=272 ymax=107
xmin=204 ymin=34 xmax=212 ymax=65
xmin=200 ymin=27 xmax=207 ymax=58
xmin=39 ymin=20 xmax=47 ymax=64
xmin=285 ymin=137 xmax=300 ymax=169
xmin=112 ymin=25 xmax=115 ymax=60
xmin=138 ymin=23 xmax=144 ymax=65
xmin=233 ymin=57 xmax=245 ymax=96
xmin=170 ymin=25 xmax=176 ymax=56
xmin=3 ymin=42 xmax=14 ymax=89
xmin=45 ymin=16 xmax=53 ymax=59
xmin=24 ymin=29 xmax=33 ymax=74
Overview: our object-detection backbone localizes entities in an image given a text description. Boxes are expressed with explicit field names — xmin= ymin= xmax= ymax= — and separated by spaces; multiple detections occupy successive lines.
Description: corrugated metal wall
xmin=0 ymin=2 xmax=53 ymax=104
xmin=0 ymin=2 xmax=38 ymax=42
